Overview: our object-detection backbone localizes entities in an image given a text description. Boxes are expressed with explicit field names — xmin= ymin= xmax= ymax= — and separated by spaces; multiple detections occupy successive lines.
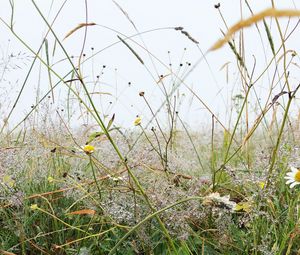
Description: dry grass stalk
xmin=0 ymin=251 xmax=17 ymax=255
xmin=67 ymin=209 xmax=96 ymax=215
xmin=112 ymin=0 xmax=137 ymax=29
xmin=210 ymin=8 xmax=300 ymax=51
xmin=63 ymin=22 xmax=96 ymax=40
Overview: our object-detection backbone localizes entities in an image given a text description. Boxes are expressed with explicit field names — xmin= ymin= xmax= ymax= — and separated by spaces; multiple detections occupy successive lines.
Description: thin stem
xmin=89 ymin=155 xmax=102 ymax=201
xmin=267 ymin=85 xmax=300 ymax=184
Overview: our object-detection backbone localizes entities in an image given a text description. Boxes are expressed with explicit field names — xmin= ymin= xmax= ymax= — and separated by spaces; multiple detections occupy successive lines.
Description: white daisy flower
xmin=284 ymin=166 xmax=300 ymax=188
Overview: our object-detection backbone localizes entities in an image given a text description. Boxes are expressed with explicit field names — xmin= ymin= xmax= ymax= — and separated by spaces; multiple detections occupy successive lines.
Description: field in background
xmin=1 ymin=1 xmax=300 ymax=254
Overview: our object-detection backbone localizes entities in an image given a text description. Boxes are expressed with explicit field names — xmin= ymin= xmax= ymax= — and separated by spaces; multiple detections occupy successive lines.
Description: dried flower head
xmin=214 ymin=3 xmax=221 ymax=9
xmin=203 ymin=192 xmax=236 ymax=211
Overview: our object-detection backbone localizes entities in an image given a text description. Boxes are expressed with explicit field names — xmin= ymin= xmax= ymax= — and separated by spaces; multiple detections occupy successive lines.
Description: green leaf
xmin=86 ymin=131 xmax=104 ymax=144
xmin=107 ymin=113 xmax=115 ymax=130
xmin=117 ymin=35 xmax=144 ymax=64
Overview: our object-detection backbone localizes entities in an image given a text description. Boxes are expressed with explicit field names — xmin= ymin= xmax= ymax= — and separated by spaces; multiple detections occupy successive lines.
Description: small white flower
xmin=109 ymin=175 xmax=125 ymax=182
xmin=284 ymin=166 xmax=300 ymax=188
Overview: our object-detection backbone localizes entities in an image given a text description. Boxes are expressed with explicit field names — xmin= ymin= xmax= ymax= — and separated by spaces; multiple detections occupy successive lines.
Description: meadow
xmin=1 ymin=1 xmax=300 ymax=254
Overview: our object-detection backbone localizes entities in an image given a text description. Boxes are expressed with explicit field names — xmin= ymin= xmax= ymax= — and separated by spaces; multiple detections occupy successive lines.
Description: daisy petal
xmin=286 ymin=173 xmax=295 ymax=177
xmin=290 ymin=182 xmax=300 ymax=188
xmin=290 ymin=166 xmax=298 ymax=172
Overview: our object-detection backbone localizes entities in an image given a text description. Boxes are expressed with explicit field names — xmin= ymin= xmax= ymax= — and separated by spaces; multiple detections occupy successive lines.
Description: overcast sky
xmin=0 ymin=0 xmax=299 ymax=131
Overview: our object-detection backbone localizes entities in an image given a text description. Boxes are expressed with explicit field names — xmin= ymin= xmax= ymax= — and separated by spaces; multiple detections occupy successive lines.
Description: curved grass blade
xmin=117 ymin=35 xmax=144 ymax=64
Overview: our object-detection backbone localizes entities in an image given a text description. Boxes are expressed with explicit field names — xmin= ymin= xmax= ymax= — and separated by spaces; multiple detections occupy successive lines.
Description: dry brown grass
xmin=210 ymin=8 xmax=300 ymax=51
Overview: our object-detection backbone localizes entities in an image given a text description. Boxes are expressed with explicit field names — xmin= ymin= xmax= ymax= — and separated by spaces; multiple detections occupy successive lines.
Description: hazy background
xmin=0 ymin=0 xmax=299 ymax=130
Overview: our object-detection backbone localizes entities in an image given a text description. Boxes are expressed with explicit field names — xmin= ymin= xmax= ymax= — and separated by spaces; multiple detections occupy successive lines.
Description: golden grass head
xmin=210 ymin=8 xmax=300 ymax=51
xmin=63 ymin=22 xmax=97 ymax=40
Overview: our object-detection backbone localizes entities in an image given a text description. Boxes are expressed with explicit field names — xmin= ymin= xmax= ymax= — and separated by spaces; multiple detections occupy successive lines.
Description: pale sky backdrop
xmin=0 ymin=0 xmax=300 ymax=131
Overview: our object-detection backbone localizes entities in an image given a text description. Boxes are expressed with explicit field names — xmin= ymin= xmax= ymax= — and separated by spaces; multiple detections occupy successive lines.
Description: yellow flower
xmin=134 ymin=116 xmax=141 ymax=126
xmin=47 ymin=176 xmax=54 ymax=183
xmin=83 ymin=144 xmax=95 ymax=154
xmin=2 ymin=175 xmax=15 ymax=188
xmin=234 ymin=201 xmax=253 ymax=213
xmin=258 ymin=181 xmax=265 ymax=189
xmin=285 ymin=166 xmax=300 ymax=188
xmin=30 ymin=204 xmax=38 ymax=210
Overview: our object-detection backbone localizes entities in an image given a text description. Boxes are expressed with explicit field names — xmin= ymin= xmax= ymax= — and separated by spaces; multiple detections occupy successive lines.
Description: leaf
xmin=45 ymin=38 xmax=54 ymax=101
xmin=117 ymin=35 xmax=144 ymax=64
xmin=52 ymin=39 xmax=57 ymax=57
xmin=263 ymin=19 xmax=275 ymax=55
xmin=67 ymin=209 xmax=96 ymax=216
xmin=89 ymin=92 xmax=112 ymax=96
xmin=64 ymin=23 xmax=96 ymax=40
xmin=107 ymin=113 xmax=115 ymax=130
xmin=86 ymin=131 xmax=104 ymax=144
xmin=210 ymin=8 xmax=300 ymax=51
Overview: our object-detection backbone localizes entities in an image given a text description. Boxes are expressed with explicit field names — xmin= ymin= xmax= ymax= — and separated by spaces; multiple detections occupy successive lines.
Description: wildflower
xmin=203 ymin=192 xmax=236 ymax=211
xmin=110 ymin=176 xmax=125 ymax=182
xmin=30 ymin=204 xmax=38 ymax=210
xmin=134 ymin=116 xmax=142 ymax=126
xmin=284 ymin=166 xmax=300 ymax=188
xmin=258 ymin=181 xmax=265 ymax=189
xmin=2 ymin=175 xmax=15 ymax=188
xmin=234 ymin=201 xmax=253 ymax=213
xmin=47 ymin=176 xmax=54 ymax=183
xmin=82 ymin=144 xmax=95 ymax=154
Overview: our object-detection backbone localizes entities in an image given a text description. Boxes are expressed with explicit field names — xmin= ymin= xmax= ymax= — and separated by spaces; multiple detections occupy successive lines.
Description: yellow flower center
xmin=295 ymin=170 xmax=300 ymax=182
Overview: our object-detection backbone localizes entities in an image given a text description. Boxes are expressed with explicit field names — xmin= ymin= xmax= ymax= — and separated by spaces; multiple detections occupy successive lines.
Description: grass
xmin=1 ymin=0 xmax=300 ymax=254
